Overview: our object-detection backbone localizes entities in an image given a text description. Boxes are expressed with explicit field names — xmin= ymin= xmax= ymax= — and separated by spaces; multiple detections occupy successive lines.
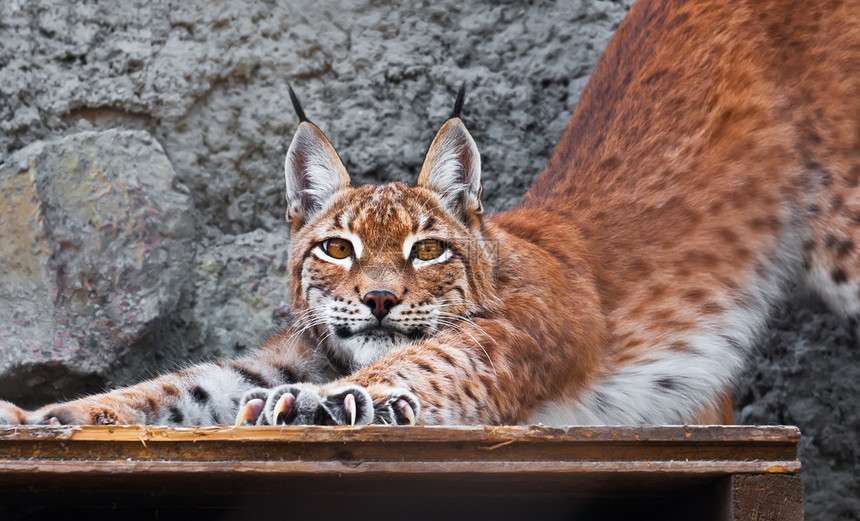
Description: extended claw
xmin=274 ymin=392 xmax=296 ymax=424
xmin=234 ymin=398 xmax=265 ymax=427
xmin=396 ymin=399 xmax=416 ymax=426
xmin=344 ymin=393 xmax=356 ymax=426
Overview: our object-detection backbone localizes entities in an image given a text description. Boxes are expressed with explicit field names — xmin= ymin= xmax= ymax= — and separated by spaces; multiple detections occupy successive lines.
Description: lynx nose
xmin=362 ymin=290 xmax=399 ymax=321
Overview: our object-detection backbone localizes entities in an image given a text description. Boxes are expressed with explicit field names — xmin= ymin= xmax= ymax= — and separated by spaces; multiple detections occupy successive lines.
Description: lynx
xmin=1 ymin=0 xmax=858 ymax=427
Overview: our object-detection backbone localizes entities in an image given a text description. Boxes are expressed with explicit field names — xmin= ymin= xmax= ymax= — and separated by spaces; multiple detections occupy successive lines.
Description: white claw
xmin=274 ymin=393 xmax=296 ymax=424
xmin=234 ymin=398 xmax=264 ymax=427
xmin=344 ymin=393 xmax=357 ymax=426
xmin=397 ymin=399 xmax=416 ymax=426
xmin=233 ymin=409 xmax=245 ymax=427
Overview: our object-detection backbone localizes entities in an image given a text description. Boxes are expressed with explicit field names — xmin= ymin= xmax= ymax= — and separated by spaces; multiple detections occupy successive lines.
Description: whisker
xmin=449 ymin=316 xmax=500 ymax=349
xmin=435 ymin=318 xmax=497 ymax=377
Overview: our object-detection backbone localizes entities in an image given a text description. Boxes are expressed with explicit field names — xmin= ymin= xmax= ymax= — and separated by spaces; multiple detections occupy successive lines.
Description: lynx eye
xmin=322 ymin=238 xmax=353 ymax=259
xmin=414 ymin=239 xmax=446 ymax=261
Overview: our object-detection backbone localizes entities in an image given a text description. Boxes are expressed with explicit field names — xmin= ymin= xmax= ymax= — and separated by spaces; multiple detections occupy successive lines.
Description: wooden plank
xmin=0 ymin=425 xmax=802 ymax=520
xmin=0 ymin=458 xmax=802 ymax=476
xmin=0 ymin=424 xmax=802 ymax=443
xmin=0 ymin=425 xmax=801 ymax=465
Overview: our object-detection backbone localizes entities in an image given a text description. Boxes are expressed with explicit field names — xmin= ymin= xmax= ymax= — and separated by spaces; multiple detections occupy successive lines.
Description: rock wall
xmin=0 ymin=130 xmax=196 ymax=406
xmin=0 ymin=1 xmax=856 ymax=518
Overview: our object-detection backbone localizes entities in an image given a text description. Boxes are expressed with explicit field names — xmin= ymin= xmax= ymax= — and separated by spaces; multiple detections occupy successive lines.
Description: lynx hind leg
xmin=802 ymin=181 xmax=860 ymax=323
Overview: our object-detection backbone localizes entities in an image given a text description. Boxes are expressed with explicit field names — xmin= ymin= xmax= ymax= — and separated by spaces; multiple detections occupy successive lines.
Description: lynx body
xmin=1 ymin=0 xmax=858 ymax=427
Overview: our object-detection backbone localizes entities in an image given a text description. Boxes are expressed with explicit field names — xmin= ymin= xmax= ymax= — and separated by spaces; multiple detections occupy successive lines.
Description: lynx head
xmin=283 ymin=85 xmax=497 ymax=369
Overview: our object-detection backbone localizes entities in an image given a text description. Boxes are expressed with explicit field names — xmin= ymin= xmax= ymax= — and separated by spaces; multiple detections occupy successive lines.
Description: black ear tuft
xmin=287 ymin=83 xmax=310 ymax=123
xmin=449 ymin=82 xmax=467 ymax=119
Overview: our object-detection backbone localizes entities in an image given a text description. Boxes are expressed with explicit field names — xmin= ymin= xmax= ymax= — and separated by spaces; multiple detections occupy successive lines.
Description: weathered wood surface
xmin=0 ymin=423 xmax=802 ymax=444
xmin=0 ymin=425 xmax=802 ymax=520
xmin=724 ymin=474 xmax=804 ymax=521
xmin=0 ymin=424 xmax=801 ymax=465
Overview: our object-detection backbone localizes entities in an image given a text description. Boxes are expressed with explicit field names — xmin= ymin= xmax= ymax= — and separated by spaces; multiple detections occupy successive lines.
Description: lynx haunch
xmin=1 ymin=0 xmax=858 ymax=427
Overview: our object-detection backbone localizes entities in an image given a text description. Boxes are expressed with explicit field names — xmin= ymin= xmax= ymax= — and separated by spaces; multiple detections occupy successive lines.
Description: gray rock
xmin=736 ymin=292 xmax=860 ymax=520
xmin=190 ymin=228 xmax=293 ymax=359
xmin=0 ymin=130 xmax=195 ymax=407
xmin=0 ymin=0 xmax=633 ymax=235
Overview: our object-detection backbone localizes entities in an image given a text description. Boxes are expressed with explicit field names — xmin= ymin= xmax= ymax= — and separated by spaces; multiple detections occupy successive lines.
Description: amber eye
xmin=322 ymin=238 xmax=353 ymax=259
xmin=414 ymin=239 xmax=446 ymax=261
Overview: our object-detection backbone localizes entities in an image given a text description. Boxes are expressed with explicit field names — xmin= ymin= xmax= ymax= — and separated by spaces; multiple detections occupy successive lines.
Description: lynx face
xmin=283 ymin=112 xmax=496 ymax=370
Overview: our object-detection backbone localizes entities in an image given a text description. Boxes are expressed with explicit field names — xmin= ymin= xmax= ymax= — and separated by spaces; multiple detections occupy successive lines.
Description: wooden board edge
xmin=0 ymin=458 xmax=803 ymax=475
xmin=0 ymin=424 xmax=802 ymax=444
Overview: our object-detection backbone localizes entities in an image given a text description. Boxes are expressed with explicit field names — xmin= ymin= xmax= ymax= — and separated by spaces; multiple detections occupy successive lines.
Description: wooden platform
xmin=0 ymin=425 xmax=802 ymax=520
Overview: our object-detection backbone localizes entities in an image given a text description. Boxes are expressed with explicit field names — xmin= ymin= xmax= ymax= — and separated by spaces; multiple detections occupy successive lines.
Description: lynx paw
xmin=0 ymin=401 xmax=28 ymax=425
xmin=25 ymin=401 xmax=140 ymax=426
xmin=234 ymin=388 xmax=270 ymax=426
xmin=367 ymin=385 xmax=420 ymax=426
xmin=235 ymin=384 xmax=419 ymax=426
xmin=236 ymin=383 xmax=373 ymax=426
xmin=1 ymin=400 xmax=93 ymax=426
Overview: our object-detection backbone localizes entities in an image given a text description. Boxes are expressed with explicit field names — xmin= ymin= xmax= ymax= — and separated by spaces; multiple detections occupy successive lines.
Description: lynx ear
xmin=417 ymin=117 xmax=483 ymax=220
xmin=283 ymin=88 xmax=350 ymax=226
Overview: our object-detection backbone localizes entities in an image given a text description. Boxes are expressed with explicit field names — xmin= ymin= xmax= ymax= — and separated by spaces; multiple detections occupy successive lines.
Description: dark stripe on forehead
xmin=329 ymin=210 xmax=354 ymax=233
xmin=421 ymin=216 xmax=437 ymax=231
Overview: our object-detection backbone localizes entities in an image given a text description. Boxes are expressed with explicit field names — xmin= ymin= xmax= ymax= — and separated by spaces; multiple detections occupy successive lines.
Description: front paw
xmin=367 ymin=385 xmax=420 ymax=426
xmin=26 ymin=400 xmax=139 ymax=426
xmin=236 ymin=383 xmax=375 ymax=426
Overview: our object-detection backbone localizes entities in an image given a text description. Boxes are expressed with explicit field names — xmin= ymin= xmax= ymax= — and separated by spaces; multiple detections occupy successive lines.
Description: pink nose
xmin=362 ymin=291 xmax=398 ymax=321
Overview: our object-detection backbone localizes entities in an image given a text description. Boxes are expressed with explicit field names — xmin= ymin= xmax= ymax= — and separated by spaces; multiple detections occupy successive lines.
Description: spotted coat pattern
xmin=1 ymin=0 xmax=858 ymax=427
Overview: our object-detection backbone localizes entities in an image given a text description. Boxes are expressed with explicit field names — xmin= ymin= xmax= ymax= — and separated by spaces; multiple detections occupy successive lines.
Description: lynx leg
xmin=802 ymin=167 xmax=860 ymax=324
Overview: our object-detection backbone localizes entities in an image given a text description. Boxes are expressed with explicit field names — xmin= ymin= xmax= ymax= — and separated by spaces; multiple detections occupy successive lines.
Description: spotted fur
xmin=1 ymin=0 xmax=858 ymax=427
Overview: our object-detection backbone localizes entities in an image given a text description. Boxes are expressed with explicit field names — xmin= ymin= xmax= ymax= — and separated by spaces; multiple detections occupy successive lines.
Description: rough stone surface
xmin=0 ymin=0 xmax=628 ymax=236
xmin=0 ymin=130 xmax=195 ymax=407
xmin=735 ymin=290 xmax=860 ymax=521
xmin=0 ymin=1 xmax=857 ymax=519
xmin=190 ymin=229 xmax=293 ymax=359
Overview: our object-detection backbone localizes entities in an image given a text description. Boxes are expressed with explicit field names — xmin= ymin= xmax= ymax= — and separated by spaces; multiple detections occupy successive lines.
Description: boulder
xmin=0 ymin=130 xmax=195 ymax=407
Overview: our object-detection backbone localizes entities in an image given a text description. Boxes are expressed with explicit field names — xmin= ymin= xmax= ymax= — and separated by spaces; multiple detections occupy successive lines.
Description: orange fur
xmin=319 ymin=0 xmax=859 ymax=425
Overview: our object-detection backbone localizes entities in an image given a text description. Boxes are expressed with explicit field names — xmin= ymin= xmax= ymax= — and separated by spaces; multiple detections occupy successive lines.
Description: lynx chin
xmin=1 ymin=0 xmax=858 ymax=428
